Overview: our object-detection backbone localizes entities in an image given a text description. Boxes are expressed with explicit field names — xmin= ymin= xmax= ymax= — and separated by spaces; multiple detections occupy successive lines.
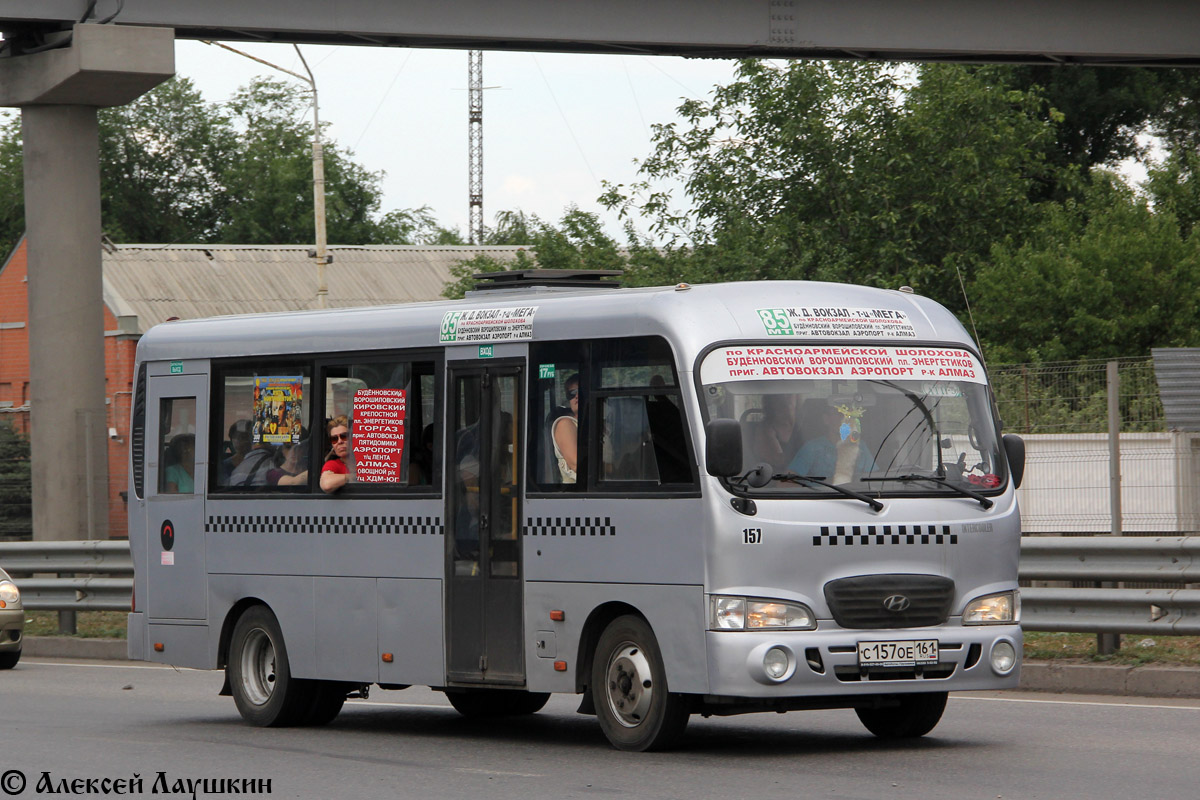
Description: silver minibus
xmin=127 ymin=272 xmax=1024 ymax=750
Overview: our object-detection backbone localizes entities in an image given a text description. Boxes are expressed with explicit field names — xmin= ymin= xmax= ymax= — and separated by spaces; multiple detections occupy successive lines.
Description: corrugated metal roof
xmin=101 ymin=243 xmax=526 ymax=333
xmin=1152 ymin=347 xmax=1200 ymax=431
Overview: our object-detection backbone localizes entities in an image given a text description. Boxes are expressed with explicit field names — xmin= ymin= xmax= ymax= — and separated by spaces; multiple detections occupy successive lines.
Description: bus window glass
xmin=699 ymin=345 xmax=1005 ymax=495
xmin=595 ymin=337 xmax=694 ymax=488
xmin=529 ymin=342 xmax=585 ymax=490
xmin=159 ymin=397 xmax=196 ymax=494
xmin=214 ymin=367 xmax=312 ymax=492
xmin=321 ymin=360 xmax=436 ymax=489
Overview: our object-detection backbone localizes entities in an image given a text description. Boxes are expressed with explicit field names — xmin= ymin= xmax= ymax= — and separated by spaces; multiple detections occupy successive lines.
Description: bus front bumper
xmin=704 ymin=623 xmax=1021 ymax=698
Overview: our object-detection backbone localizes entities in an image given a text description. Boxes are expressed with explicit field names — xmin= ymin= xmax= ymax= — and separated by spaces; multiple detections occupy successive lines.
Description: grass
xmin=23 ymin=610 xmax=128 ymax=639
xmin=1022 ymin=631 xmax=1200 ymax=667
xmin=22 ymin=613 xmax=1200 ymax=667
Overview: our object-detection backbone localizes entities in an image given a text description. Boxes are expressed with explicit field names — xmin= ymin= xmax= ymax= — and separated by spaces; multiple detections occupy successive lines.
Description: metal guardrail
xmin=0 ymin=541 xmax=132 ymax=611
xmin=1019 ymin=536 xmax=1200 ymax=635
xmin=0 ymin=537 xmax=1197 ymax=631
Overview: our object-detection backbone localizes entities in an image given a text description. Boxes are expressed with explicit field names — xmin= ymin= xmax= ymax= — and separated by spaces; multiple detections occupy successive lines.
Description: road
xmin=2 ymin=657 xmax=1199 ymax=799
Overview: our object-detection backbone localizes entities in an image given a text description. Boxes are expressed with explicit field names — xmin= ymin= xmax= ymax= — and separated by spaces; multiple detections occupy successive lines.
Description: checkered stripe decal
xmin=525 ymin=516 xmax=616 ymax=537
xmin=814 ymin=524 xmax=957 ymax=546
xmin=206 ymin=514 xmax=442 ymax=535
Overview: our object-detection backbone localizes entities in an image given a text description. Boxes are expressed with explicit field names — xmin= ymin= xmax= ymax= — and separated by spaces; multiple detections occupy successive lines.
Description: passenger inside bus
xmin=551 ymin=373 xmax=580 ymax=483
xmin=320 ymin=415 xmax=353 ymax=493
xmin=747 ymin=393 xmax=802 ymax=472
xmin=268 ymin=436 xmax=310 ymax=487
xmin=163 ymin=433 xmax=195 ymax=494
xmin=787 ymin=401 xmax=876 ymax=483
xmin=218 ymin=419 xmax=254 ymax=485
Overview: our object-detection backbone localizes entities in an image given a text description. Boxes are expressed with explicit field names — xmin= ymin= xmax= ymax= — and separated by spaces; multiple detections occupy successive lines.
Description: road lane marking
xmin=957 ymin=696 xmax=1200 ymax=711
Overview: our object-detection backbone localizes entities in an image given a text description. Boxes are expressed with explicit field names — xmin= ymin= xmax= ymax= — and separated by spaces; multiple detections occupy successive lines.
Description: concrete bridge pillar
xmin=0 ymin=23 xmax=173 ymax=540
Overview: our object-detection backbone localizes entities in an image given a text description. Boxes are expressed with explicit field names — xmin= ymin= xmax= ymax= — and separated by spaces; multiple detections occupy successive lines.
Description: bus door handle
xmin=479 ymin=513 xmax=489 ymax=532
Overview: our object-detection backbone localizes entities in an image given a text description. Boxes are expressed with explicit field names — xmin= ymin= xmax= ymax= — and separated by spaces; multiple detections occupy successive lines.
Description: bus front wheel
xmin=855 ymin=692 xmax=948 ymax=738
xmin=228 ymin=605 xmax=312 ymax=727
xmin=591 ymin=615 xmax=689 ymax=751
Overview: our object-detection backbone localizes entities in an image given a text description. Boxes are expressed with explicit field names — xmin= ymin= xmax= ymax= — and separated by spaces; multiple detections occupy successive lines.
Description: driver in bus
xmin=787 ymin=402 xmax=876 ymax=484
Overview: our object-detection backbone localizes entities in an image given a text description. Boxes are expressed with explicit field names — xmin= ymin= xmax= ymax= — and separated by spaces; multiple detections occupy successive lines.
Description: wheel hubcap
xmin=240 ymin=628 xmax=277 ymax=706
xmin=605 ymin=643 xmax=653 ymax=727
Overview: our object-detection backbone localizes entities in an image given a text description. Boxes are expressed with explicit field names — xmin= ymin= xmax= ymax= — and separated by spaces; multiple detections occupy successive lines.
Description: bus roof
xmin=134 ymin=280 xmax=974 ymax=367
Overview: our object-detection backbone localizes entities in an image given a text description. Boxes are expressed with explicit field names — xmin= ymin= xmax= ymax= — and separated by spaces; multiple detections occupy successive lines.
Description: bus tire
xmin=592 ymin=615 xmax=689 ymax=752
xmin=855 ymin=692 xmax=947 ymax=739
xmin=228 ymin=605 xmax=312 ymax=727
xmin=446 ymin=688 xmax=551 ymax=717
xmin=301 ymin=681 xmax=351 ymax=726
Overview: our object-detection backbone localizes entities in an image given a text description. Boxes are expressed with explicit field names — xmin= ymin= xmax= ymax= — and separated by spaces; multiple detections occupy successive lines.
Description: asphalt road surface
xmin=3 ymin=657 xmax=1198 ymax=800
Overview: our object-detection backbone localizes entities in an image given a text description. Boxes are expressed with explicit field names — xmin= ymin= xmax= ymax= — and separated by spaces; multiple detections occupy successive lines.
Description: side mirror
xmin=705 ymin=419 xmax=743 ymax=478
xmin=1003 ymin=434 xmax=1025 ymax=490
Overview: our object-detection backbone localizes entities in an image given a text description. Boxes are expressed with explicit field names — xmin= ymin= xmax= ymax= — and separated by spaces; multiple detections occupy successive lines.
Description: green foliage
xmin=0 ymin=76 xmax=444 ymax=257
xmin=601 ymin=60 xmax=1064 ymax=313
xmin=974 ymin=175 xmax=1200 ymax=363
xmin=0 ymin=420 xmax=31 ymax=540
xmin=442 ymin=207 xmax=626 ymax=299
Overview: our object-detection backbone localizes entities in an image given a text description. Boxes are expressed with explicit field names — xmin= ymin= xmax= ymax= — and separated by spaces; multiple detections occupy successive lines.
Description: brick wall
xmin=0 ymin=238 xmax=137 ymax=539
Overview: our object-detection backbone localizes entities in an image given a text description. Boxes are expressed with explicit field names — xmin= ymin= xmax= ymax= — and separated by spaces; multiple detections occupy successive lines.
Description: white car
xmin=0 ymin=566 xmax=22 ymax=669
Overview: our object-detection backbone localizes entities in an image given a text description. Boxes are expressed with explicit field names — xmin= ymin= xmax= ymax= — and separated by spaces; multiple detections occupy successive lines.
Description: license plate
xmin=857 ymin=639 xmax=939 ymax=667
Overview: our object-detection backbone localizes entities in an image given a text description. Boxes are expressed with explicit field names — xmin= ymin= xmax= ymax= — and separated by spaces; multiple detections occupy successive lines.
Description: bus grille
xmin=823 ymin=574 xmax=954 ymax=629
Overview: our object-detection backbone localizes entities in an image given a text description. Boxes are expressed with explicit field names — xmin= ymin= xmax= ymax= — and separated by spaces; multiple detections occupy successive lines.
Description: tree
xmin=972 ymin=174 xmax=1200 ymax=363
xmin=99 ymin=77 xmax=237 ymax=243
xmin=0 ymin=421 xmax=31 ymax=540
xmin=0 ymin=76 xmax=450 ymax=259
xmin=443 ymin=207 xmax=626 ymax=298
xmin=601 ymin=61 xmax=1066 ymax=312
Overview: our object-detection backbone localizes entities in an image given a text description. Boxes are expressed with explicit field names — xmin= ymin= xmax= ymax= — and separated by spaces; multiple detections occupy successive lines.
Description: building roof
xmin=100 ymin=243 xmax=525 ymax=334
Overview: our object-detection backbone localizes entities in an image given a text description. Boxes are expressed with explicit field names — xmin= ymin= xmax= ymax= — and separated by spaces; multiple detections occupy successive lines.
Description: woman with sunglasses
xmin=551 ymin=374 xmax=580 ymax=484
xmin=320 ymin=414 xmax=353 ymax=493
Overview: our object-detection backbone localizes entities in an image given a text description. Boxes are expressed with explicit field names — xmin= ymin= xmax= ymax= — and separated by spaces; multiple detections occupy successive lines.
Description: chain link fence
xmin=991 ymin=357 xmax=1198 ymax=536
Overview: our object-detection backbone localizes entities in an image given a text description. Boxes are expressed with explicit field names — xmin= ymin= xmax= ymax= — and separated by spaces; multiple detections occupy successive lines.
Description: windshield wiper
xmin=744 ymin=464 xmax=884 ymax=512
xmin=862 ymin=474 xmax=993 ymax=509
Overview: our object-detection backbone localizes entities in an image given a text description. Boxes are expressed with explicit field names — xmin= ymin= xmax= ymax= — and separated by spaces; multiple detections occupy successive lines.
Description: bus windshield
xmin=699 ymin=344 xmax=1006 ymax=496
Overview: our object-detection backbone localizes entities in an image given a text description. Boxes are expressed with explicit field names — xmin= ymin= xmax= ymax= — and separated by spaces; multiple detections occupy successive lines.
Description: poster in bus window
xmin=253 ymin=376 xmax=303 ymax=444
xmin=353 ymin=388 xmax=406 ymax=482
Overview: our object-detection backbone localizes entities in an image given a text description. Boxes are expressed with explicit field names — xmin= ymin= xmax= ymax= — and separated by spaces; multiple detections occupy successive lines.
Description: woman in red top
xmin=320 ymin=415 xmax=352 ymax=493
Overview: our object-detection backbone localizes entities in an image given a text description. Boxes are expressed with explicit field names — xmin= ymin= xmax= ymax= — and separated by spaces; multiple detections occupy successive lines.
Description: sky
xmin=175 ymin=40 xmax=743 ymax=241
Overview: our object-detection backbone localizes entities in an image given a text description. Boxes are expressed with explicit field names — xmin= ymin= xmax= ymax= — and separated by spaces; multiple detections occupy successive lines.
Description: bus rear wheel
xmin=855 ymin=692 xmax=948 ymax=739
xmin=446 ymin=688 xmax=550 ymax=717
xmin=228 ymin=605 xmax=312 ymax=727
xmin=592 ymin=615 xmax=689 ymax=752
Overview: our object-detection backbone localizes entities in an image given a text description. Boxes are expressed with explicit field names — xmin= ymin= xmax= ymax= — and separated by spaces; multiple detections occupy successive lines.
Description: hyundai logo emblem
xmin=882 ymin=595 xmax=911 ymax=613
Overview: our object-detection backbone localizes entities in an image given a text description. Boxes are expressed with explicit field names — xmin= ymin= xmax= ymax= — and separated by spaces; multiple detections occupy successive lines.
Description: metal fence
xmin=0 ymin=540 xmax=132 ymax=611
xmin=990 ymin=356 xmax=1200 ymax=534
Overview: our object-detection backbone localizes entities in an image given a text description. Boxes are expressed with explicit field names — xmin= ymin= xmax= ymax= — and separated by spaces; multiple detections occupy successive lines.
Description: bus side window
xmin=529 ymin=342 xmax=586 ymax=491
xmin=212 ymin=365 xmax=313 ymax=493
xmin=319 ymin=358 xmax=437 ymax=491
xmin=594 ymin=337 xmax=696 ymax=489
xmin=158 ymin=397 xmax=197 ymax=495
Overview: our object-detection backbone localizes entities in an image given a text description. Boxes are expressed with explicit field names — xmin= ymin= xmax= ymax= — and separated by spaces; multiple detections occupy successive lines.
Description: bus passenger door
xmin=446 ymin=364 xmax=525 ymax=684
xmin=145 ymin=374 xmax=208 ymax=621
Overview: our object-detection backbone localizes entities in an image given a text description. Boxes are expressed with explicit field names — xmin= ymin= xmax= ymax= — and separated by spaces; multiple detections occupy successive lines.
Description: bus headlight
xmin=710 ymin=596 xmax=815 ymax=631
xmin=963 ymin=591 xmax=1019 ymax=625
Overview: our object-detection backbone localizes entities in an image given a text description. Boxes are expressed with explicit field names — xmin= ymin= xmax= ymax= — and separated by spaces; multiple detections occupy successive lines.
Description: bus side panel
xmin=146 ymin=622 xmax=211 ymax=668
xmin=208 ymin=574 xmax=317 ymax=678
xmin=523 ymin=581 xmax=708 ymax=695
xmin=314 ymin=577 xmax=378 ymax=683
xmin=378 ymin=578 xmax=444 ymax=687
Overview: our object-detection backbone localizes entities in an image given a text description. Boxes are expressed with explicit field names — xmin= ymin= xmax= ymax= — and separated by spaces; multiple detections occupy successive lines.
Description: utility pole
xmin=468 ymin=50 xmax=484 ymax=245
xmin=203 ymin=41 xmax=329 ymax=308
